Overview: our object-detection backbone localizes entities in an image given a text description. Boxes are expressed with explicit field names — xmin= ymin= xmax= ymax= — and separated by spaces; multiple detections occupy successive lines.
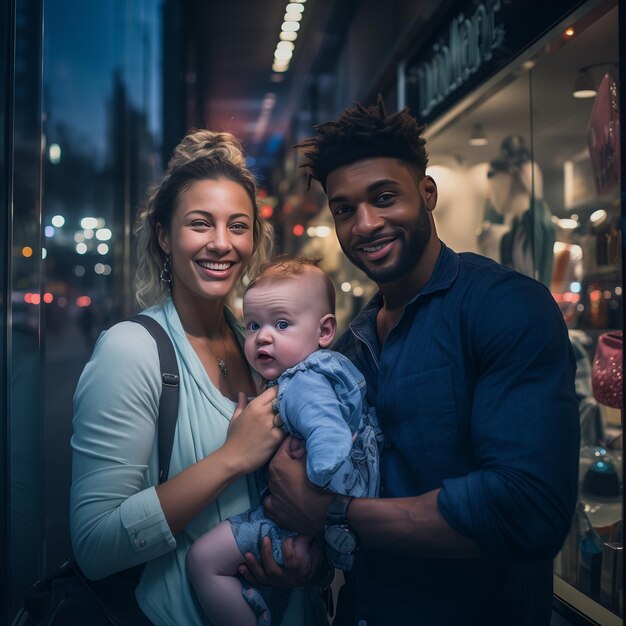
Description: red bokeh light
xmin=551 ymin=292 xmax=580 ymax=304
xmin=292 ymin=224 xmax=305 ymax=237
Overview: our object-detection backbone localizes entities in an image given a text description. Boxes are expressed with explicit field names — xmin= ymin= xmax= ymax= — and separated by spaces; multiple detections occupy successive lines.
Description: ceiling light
xmin=469 ymin=124 xmax=488 ymax=146
xmin=556 ymin=218 xmax=578 ymax=230
xmin=564 ymin=27 xmax=575 ymax=37
xmin=281 ymin=21 xmax=300 ymax=32
xmin=269 ymin=1 xmax=306 ymax=80
xmin=572 ymin=63 xmax=617 ymax=99
xmin=572 ymin=68 xmax=596 ymax=98
xmin=590 ymin=209 xmax=608 ymax=224
xmin=274 ymin=48 xmax=293 ymax=62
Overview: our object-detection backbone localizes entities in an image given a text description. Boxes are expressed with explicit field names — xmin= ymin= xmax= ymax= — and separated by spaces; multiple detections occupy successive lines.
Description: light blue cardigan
xmin=70 ymin=298 xmax=324 ymax=626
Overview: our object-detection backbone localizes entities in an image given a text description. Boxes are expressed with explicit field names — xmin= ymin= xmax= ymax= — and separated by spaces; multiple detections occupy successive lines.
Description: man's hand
xmin=264 ymin=436 xmax=332 ymax=535
xmin=238 ymin=535 xmax=325 ymax=588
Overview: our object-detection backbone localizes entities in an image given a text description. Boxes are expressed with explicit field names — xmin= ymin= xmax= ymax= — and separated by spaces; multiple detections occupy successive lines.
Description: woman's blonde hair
xmin=134 ymin=130 xmax=274 ymax=308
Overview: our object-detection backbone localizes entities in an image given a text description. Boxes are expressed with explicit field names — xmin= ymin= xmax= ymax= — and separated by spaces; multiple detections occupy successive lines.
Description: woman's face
xmin=158 ymin=178 xmax=255 ymax=304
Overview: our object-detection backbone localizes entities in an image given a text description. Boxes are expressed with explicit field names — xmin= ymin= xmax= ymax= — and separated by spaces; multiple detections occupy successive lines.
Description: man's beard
xmin=342 ymin=203 xmax=432 ymax=285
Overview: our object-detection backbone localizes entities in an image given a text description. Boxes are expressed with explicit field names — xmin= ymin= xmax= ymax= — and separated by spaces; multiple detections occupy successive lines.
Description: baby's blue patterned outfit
xmin=229 ymin=350 xmax=382 ymax=624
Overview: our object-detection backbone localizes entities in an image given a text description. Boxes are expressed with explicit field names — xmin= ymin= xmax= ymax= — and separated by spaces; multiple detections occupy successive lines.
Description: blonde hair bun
xmin=169 ymin=130 xmax=247 ymax=170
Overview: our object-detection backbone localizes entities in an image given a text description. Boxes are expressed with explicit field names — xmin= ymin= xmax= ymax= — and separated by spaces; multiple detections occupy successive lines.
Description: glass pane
xmin=9 ymin=0 xmax=44 ymax=619
xmin=424 ymin=1 xmax=622 ymax=620
xmin=425 ymin=75 xmax=533 ymax=275
xmin=530 ymin=3 xmax=623 ymax=620
xmin=38 ymin=0 xmax=164 ymax=580
xmin=0 ymin=0 xmax=8 ymax=618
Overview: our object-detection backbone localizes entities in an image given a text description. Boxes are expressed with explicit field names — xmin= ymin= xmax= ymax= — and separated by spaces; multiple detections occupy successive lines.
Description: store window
xmin=5 ymin=0 xmax=164 ymax=621
xmin=424 ymin=1 xmax=621 ymax=622
xmin=39 ymin=0 xmax=163 ymax=571
xmin=1 ymin=0 xmax=11 ymax=617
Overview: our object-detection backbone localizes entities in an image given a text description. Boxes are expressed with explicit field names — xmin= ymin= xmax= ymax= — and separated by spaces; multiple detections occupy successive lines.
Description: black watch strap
xmin=325 ymin=494 xmax=354 ymax=526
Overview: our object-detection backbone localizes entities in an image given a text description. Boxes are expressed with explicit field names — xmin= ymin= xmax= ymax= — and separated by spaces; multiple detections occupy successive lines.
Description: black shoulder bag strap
xmin=81 ymin=316 xmax=180 ymax=625
xmin=127 ymin=314 xmax=180 ymax=484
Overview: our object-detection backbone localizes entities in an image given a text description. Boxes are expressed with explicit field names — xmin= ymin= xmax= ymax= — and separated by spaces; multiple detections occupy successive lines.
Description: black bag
xmin=15 ymin=558 xmax=147 ymax=626
xmin=12 ymin=315 xmax=180 ymax=626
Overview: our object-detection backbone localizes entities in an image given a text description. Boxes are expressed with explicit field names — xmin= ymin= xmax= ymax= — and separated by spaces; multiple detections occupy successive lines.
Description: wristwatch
xmin=324 ymin=494 xmax=359 ymax=555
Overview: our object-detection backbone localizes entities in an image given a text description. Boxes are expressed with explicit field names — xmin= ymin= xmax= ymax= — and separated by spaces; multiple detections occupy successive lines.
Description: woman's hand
xmin=156 ymin=389 xmax=283 ymax=535
xmin=238 ymin=534 xmax=326 ymax=589
xmin=223 ymin=388 xmax=285 ymax=476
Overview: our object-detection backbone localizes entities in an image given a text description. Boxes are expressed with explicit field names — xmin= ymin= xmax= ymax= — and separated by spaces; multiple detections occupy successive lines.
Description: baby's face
xmin=243 ymin=276 xmax=326 ymax=380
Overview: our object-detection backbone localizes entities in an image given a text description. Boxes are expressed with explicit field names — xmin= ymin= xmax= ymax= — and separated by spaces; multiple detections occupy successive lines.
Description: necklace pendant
xmin=217 ymin=358 xmax=228 ymax=377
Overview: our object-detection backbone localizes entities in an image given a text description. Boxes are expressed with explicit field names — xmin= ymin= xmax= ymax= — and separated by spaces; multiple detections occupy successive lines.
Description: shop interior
xmin=423 ymin=2 xmax=622 ymax=621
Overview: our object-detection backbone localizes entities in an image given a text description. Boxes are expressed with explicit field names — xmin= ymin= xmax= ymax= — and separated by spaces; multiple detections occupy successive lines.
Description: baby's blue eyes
xmin=245 ymin=320 xmax=290 ymax=332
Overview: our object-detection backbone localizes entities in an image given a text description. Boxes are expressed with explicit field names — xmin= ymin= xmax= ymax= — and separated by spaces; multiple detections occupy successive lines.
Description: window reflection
xmin=5 ymin=0 xmax=164 ymax=620
xmin=40 ymin=0 xmax=163 ymax=572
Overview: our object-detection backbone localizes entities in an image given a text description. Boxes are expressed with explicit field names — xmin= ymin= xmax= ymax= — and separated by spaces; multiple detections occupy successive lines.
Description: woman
xmin=70 ymin=130 xmax=326 ymax=625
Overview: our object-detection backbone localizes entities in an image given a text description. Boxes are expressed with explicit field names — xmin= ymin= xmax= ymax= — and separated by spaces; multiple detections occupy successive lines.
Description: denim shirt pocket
xmin=389 ymin=366 xmax=458 ymax=453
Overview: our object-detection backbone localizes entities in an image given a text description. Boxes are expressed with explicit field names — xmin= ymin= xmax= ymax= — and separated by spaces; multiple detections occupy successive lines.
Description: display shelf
xmin=554 ymin=576 xmax=622 ymax=625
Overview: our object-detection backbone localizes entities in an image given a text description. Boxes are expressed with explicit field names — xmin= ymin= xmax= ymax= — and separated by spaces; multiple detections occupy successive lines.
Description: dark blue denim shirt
xmin=334 ymin=244 xmax=580 ymax=626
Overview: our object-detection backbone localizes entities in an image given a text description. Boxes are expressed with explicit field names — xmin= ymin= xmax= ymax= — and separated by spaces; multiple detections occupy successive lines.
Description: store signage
xmin=409 ymin=0 xmax=505 ymax=118
xmin=405 ymin=0 xmax=583 ymax=123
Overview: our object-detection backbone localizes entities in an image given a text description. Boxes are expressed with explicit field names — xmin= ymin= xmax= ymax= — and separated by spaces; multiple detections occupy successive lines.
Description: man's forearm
xmin=348 ymin=489 xmax=482 ymax=558
xmin=265 ymin=440 xmax=482 ymax=559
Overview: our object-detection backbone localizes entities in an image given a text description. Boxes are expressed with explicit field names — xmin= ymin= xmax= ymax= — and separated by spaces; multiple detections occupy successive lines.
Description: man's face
xmin=326 ymin=157 xmax=436 ymax=285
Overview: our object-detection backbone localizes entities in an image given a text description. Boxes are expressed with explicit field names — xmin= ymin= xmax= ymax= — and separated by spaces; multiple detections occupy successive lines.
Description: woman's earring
xmin=160 ymin=255 xmax=172 ymax=284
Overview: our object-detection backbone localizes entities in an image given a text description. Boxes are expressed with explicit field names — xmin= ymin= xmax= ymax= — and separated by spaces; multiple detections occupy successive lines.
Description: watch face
xmin=325 ymin=525 xmax=357 ymax=554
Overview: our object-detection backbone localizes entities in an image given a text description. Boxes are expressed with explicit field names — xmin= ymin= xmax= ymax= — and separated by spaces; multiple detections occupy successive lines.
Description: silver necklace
xmin=207 ymin=337 xmax=228 ymax=377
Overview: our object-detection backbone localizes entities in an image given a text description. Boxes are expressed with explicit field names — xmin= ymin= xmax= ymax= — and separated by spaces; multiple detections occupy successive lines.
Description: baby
xmin=187 ymin=256 xmax=381 ymax=626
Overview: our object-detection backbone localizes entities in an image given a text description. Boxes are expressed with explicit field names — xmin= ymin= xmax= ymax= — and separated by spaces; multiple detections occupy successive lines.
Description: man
xmin=254 ymin=99 xmax=579 ymax=625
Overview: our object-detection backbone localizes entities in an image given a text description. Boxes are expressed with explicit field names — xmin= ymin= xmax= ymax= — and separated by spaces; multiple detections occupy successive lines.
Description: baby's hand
xmin=288 ymin=436 xmax=306 ymax=459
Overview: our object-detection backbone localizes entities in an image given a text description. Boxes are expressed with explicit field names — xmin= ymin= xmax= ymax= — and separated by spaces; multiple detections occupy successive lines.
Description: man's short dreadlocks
xmin=295 ymin=96 xmax=428 ymax=191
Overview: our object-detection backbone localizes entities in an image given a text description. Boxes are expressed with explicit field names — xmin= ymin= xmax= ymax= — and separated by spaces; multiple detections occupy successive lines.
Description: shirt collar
xmin=350 ymin=242 xmax=460 ymax=332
